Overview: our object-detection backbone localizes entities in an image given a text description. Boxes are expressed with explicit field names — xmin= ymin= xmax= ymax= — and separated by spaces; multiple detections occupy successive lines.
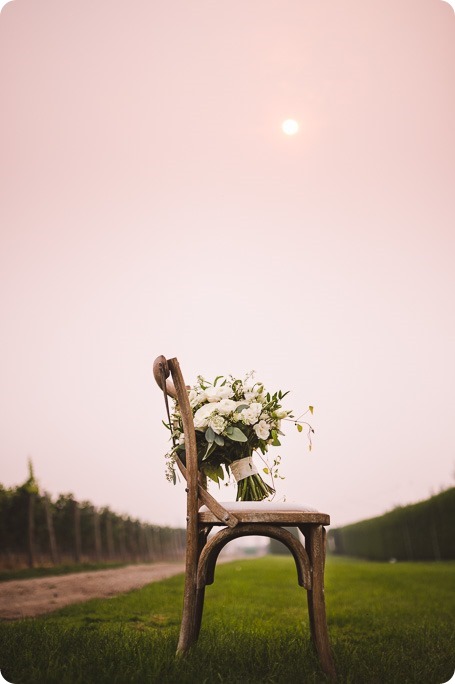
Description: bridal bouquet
xmin=164 ymin=372 xmax=314 ymax=502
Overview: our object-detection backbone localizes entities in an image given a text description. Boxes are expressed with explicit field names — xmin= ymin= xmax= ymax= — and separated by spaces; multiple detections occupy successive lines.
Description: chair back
xmin=153 ymin=355 xmax=239 ymax=529
xmin=153 ymin=355 xmax=199 ymax=522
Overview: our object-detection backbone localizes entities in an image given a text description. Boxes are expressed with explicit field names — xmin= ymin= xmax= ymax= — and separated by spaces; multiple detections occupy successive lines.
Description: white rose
xmin=239 ymin=407 xmax=258 ymax=425
xmin=254 ymin=420 xmax=270 ymax=440
xmin=193 ymin=402 xmax=220 ymax=429
xmin=250 ymin=402 xmax=263 ymax=416
xmin=208 ymin=414 xmax=227 ymax=434
xmin=188 ymin=389 xmax=205 ymax=408
xmin=240 ymin=402 xmax=263 ymax=424
xmin=217 ymin=398 xmax=238 ymax=415
xmin=204 ymin=385 xmax=234 ymax=402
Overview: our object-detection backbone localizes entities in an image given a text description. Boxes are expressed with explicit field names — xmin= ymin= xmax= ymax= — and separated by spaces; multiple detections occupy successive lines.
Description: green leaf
xmin=204 ymin=463 xmax=225 ymax=484
xmin=205 ymin=426 xmax=215 ymax=443
xmin=297 ymin=423 xmax=303 ymax=433
xmin=270 ymin=430 xmax=280 ymax=446
xmin=202 ymin=442 xmax=216 ymax=460
xmin=236 ymin=404 xmax=249 ymax=411
xmin=225 ymin=427 xmax=248 ymax=442
xmin=214 ymin=434 xmax=225 ymax=447
xmin=309 ymin=405 xmax=314 ymax=415
xmin=263 ymin=467 xmax=270 ymax=474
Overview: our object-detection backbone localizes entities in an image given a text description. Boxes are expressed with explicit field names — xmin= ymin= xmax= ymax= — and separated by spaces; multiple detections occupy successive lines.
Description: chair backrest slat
xmin=167 ymin=358 xmax=199 ymax=523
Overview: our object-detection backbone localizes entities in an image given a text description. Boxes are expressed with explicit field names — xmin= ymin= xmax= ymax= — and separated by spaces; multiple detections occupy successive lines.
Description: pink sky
xmin=1 ymin=0 xmax=454 ymax=528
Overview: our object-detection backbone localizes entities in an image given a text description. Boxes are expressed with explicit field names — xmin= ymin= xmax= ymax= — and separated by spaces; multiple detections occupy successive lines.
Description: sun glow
xmin=282 ymin=119 xmax=299 ymax=136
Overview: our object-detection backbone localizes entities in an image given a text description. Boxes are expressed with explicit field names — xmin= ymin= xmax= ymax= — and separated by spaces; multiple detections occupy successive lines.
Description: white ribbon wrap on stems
xmin=230 ymin=456 xmax=259 ymax=483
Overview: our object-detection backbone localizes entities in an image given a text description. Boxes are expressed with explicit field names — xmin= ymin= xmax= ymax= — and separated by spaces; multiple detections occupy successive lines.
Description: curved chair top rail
xmin=153 ymin=355 xmax=177 ymax=399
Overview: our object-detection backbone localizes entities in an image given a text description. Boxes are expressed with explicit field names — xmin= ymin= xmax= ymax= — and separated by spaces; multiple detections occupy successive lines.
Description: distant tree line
xmin=0 ymin=462 xmax=186 ymax=569
xmin=328 ymin=487 xmax=455 ymax=561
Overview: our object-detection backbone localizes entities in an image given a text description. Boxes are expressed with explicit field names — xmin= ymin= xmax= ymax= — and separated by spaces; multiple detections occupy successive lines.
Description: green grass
xmin=0 ymin=562 xmax=128 ymax=583
xmin=0 ymin=556 xmax=453 ymax=683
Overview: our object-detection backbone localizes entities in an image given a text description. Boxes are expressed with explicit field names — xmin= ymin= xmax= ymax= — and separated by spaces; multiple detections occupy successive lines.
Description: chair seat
xmin=198 ymin=500 xmax=330 ymax=525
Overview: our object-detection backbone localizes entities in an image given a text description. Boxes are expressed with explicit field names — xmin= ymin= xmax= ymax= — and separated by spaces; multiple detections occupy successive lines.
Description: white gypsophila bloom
xmin=205 ymin=385 xmax=234 ymax=402
xmin=208 ymin=414 xmax=227 ymax=435
xmin=217 ymin=398 xmax=238 ymax=415
xmin=244 ymin=390 xmax=258 ymax=401
xmin=253 ymin=420 xmax=270 ymax=440
xmin=193 ymin=402 xmax=220 ymax=429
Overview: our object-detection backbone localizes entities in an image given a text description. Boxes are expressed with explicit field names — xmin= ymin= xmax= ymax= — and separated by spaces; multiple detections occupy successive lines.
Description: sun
xmin=282 ymin=119 xmax=299 ymax=136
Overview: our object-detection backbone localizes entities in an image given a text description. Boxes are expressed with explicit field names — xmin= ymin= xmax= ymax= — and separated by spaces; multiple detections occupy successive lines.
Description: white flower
xmin=204 ymin=385 xmax=234 ymax=402
xmin=193 ymin=402 xmax=219 ymax=429
xmin=239 ymin=408 xmax=256 ymax=425
xmin=188 ymin=389 xmax=205 ymax=408
xmin=274 ymin=408 xmax=289 ymax=419
xmin=217 ymin=398 xmax=238 ymax=415
xmin=254 ymin=420 xmax=270 ymax=440
xmin=208 ymin=414 xmax=227 ymax=434
xmin=240 ymin=402 xmax=262 ymax=425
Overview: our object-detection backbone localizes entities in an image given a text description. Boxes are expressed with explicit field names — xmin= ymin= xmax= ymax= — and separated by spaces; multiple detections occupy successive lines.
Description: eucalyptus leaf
xmin=236 ymin=404 xmax=249 ymax=411
xmin=202 ymin=441 xmax=216 ymax=460
xmin=214 ymin=434 xmax=225 ymax=447
xmin=205 ymin=426 xmax=215 ymax=443
xmin=225 ymin=427 xmax=248 ymax=442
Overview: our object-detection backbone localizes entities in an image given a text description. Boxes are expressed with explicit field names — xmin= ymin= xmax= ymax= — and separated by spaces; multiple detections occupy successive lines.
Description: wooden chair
xmin=153 ymin=355 xmax=336 ymax=680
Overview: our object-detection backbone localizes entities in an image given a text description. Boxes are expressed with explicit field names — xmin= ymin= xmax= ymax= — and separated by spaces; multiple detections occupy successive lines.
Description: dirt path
xmin=0 ymin=563 xmax=186 ymax=620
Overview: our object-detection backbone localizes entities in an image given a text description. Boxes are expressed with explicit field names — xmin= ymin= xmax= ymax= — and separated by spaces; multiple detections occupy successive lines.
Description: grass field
xmin=0 ymin=556 xmax=453 ymax=683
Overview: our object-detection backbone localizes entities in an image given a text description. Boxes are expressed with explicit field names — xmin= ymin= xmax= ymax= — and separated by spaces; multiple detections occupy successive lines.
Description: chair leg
xmin=305 ymin=525 xmax=337 ymax=681
xmin=193 ymin=585 xmax=206 ymax=640
xmin=176 ymin=526 xmax=211 ymax=655
xmin=176 ymin=581 xmax=199 ymax=655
